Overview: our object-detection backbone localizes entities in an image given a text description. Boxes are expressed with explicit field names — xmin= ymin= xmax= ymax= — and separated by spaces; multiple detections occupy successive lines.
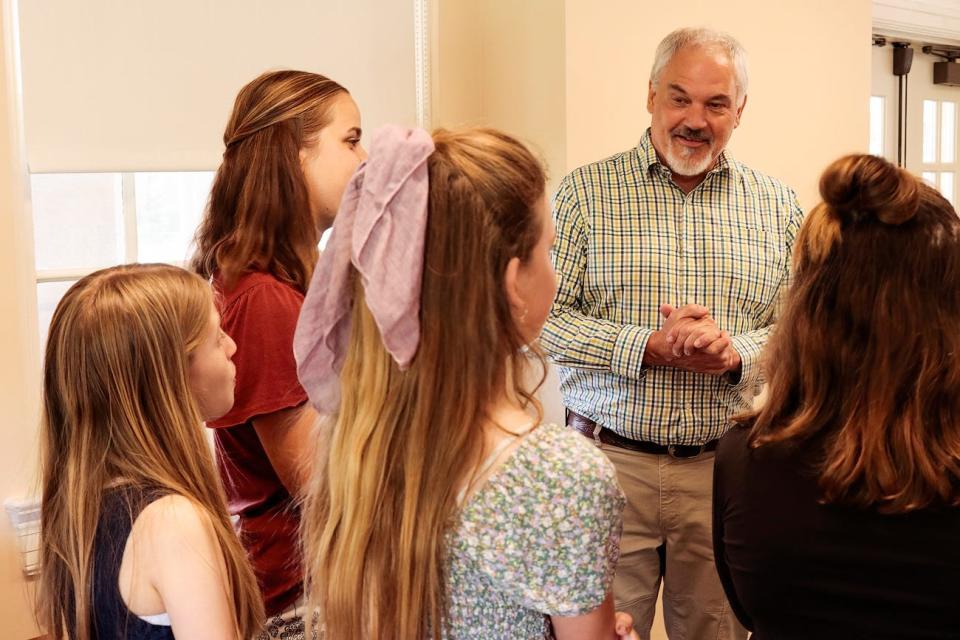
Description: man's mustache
xmin=672 ymin=126 xmax=712 ymax=143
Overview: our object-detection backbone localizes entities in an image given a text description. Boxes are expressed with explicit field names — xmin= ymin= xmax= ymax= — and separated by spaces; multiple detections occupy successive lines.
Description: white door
xmin=871 ymin=45 xmax=959 ymax=207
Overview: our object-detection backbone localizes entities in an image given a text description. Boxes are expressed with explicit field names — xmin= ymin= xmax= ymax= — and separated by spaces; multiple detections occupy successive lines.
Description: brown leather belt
xmin=566 ymin=409 xmax=718 ymax=458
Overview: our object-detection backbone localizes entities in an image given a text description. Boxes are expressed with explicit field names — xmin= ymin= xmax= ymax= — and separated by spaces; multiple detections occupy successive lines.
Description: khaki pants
xmin=602 ymin=443 xmax=746 ymax=640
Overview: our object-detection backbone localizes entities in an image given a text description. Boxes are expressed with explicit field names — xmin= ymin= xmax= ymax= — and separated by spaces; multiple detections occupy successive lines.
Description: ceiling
xmin=874 ymin=0 xmax=960 ymax=45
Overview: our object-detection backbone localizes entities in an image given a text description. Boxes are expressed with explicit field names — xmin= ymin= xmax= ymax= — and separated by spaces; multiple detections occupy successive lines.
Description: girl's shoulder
xmin=472 ymin=422 xmax=624 ymax=515
xmin=122 ymin=494 xmax=223 ymax=607
xmin=131 ymin=494 xmax=214 ymax=550
xmin=451 ymin=423 xmax=625 ymax=618
xmin=520 ymin=422 xmax=621 ymax=485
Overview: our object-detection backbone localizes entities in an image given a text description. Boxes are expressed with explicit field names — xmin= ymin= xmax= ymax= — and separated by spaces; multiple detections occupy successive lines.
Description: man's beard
xmin=663 ymin=126 xmax=716 ymax=176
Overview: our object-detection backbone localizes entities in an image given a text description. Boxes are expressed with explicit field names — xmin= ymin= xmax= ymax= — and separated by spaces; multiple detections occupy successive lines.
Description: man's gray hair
xmin=649 ymin=28 xmax=749 ymax=106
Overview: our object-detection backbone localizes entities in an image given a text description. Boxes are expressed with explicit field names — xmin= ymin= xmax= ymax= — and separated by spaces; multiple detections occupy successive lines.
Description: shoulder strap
xmin=457 ymin=422 xmax=538 ymax=506
xmin=92 ymin=485 xmax=172 ymax=638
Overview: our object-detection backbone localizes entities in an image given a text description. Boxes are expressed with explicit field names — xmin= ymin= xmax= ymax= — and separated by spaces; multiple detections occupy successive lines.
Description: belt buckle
xmin=592 ymin=424 xmax=603 ymax=449
xmin=667 ymin=444 xmax=704 ymax=459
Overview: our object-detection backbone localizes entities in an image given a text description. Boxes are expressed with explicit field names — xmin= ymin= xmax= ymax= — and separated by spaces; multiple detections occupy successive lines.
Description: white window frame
xmin=32 ymin=171 xmax=202 ymax=285
xmin=919 ymin=99 xmax=958 ymax=206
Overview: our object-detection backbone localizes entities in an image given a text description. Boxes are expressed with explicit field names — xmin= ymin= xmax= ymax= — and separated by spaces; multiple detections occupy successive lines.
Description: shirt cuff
xmin=727 ymin=333 xmax=763 ymax=393
xmin=611 ymin=325 xmax=653 ymax=381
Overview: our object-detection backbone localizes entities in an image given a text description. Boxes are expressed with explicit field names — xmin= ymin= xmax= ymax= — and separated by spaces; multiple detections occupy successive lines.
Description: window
xmin=920 ymin=100 xmax=957 ymax=207
xmin=32 ymin=171 xmax=215 ymax=349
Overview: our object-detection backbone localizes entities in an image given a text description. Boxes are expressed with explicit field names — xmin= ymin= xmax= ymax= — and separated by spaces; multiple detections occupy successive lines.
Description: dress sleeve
xmin=209 ymin=280 xmax=308 ymax=428
xmin=472 ymin=433 xmax=625 ymax=616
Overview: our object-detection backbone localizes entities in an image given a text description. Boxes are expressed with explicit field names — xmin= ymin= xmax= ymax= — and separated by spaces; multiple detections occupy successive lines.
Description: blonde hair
xmin=38 ymin=264 xmax=264 ymax=639
xmin=303 ymin=128 xmax=548 ymax=639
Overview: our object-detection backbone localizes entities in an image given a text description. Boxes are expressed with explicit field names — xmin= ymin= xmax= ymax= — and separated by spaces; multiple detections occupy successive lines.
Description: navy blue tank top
xmin=91 ymin=485 xmax=175 ymax=640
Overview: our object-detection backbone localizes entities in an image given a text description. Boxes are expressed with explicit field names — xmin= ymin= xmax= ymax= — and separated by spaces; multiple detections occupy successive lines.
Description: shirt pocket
xmin=698 ymin=223 xmax=785 ymax=323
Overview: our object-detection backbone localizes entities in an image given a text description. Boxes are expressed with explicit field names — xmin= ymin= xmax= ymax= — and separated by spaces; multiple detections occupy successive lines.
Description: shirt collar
xmin=635 ymin=128 xmax=733 ymax=181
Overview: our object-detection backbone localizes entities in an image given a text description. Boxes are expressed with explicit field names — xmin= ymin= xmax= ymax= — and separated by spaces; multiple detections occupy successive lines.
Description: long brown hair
xmin=302 ymin=128 xmax=547 ymax=639
xmin=741 ymin=154 xmax=960 ymax=514
xmin=191 ymin=70 xmax=346 ymax=291
xmin=38 ymin=264 xmax=264 ymax=639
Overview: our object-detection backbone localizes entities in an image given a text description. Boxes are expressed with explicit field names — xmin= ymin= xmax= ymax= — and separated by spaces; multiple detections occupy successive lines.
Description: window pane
xmin=922 ymin=171 xmax=937 ymax=186
xmin=135 ymin=171 xmax=215 ymax=264
xmin=923 ymin=100 xmax=938 ymax=164
xmin=31 ymin=173 xmax=124 ymax=271
xmin=942 ymin=102 xmax=956 ymax=164
xmin=869 ymin=96 xmax=884 ymax=156
xmin=36 ymin=280 xmax=78 ymax=353
xmin=941 ymin=172 xmax=955 ymax=206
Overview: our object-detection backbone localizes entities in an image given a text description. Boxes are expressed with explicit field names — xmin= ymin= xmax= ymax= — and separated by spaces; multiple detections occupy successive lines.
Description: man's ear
xmin=734 ymin=94 xmax=748 ymax=128
xmin=647 ymin=80 xmax=656 ymax=115
xmin=503 ymin=256 xmax=525 ymax=317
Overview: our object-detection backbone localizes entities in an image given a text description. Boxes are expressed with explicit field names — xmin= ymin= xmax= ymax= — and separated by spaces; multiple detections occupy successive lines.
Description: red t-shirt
xmin=208 ymin=271 xmax=308 ymax=616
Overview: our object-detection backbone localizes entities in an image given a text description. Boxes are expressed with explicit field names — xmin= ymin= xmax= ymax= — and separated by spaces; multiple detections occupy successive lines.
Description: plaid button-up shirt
xmin=542 ymin=130 xmax=803 ymax=444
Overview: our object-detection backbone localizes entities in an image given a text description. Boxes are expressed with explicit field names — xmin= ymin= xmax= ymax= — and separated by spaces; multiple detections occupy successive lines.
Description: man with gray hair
xmin=543 ymin=27 xmax=802 ymax=639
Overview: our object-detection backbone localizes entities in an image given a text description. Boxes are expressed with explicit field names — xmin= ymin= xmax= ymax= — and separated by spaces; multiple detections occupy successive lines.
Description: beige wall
xmin=431 ymin=0 xmax=485 ymax=129
xmin=431 ymin=0 xmax=568 ymax=426
xmin=478 ymin=0 xmax=566 ymax=189
xmin=431 ymin=0 xmax=566 ymax=188
xmin=0 ymin=0 xmax=42 ymax=636
xmin=435 ymin=0 xmax=873 ymax=207
xmin=564 ymin=0 xmax=873 ymax=211
xmin=432 ymin=0 xmax=872 ymax=430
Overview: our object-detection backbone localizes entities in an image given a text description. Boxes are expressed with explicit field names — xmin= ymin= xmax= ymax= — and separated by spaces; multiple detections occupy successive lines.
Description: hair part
xmin=649 ymin=27 xmax=749 ymax=107
xmin=191 ymin=69 xmax=347 ymax=292
xmin=740 ymin=154 xmax=960 ymax=514
xmin=37 ymin=264 xmax=263 ymax=639
xmin=304 ymin=128 xmax=548 ymax=639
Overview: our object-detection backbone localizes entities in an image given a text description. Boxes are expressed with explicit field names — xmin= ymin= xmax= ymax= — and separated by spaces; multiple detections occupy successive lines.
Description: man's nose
xmin=683 ymin=103 xmax=708 ymax=131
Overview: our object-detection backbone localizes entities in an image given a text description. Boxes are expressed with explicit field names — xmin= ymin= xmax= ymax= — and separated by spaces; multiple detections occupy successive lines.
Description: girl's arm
xmin=252 ymin=403 xmax=318 ymax=496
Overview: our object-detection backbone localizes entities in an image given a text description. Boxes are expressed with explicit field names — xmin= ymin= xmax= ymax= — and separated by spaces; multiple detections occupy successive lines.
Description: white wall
xmin=0 ymin=0 xmax=42 ymax=635
xmin=19 ymin=0 xmax=419 ymax=172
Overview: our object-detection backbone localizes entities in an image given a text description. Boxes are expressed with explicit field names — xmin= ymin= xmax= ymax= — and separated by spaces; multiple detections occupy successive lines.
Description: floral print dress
xmin=444 ymin=423 xmax=626 ymax=639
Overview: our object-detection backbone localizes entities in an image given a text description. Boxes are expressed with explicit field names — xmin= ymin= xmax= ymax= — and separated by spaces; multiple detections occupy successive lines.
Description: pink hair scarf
xmin=293 ymin=125 xmax=435 ymax=414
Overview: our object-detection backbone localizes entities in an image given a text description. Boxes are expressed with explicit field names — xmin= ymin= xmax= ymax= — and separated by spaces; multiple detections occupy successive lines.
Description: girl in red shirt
xmin=191 ymin=70 xmax=366 ymax=632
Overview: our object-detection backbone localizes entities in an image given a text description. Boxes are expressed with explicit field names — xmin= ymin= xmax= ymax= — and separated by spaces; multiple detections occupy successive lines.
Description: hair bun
xmin=819 ymin=154 xmax=920 ymax=225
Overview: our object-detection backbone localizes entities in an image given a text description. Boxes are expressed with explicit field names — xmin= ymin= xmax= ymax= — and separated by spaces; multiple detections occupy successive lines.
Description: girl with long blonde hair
xmin=295 ymin=126 xmax=636 ymax=639
xmin=38 ymin=264 xmax=263 ymax=639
